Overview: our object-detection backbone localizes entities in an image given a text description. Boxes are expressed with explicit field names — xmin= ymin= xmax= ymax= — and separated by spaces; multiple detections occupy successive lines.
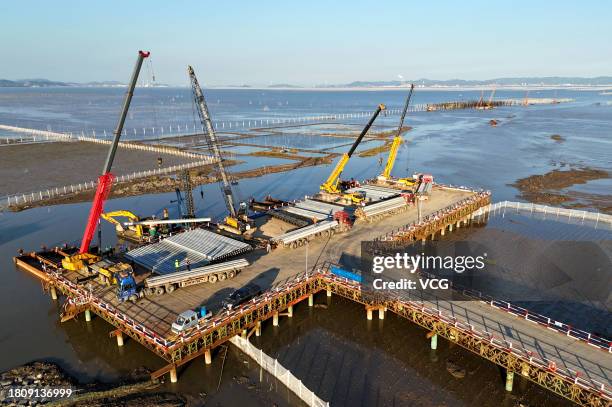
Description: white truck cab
xmin=171 ymin=310 xmax=199 ymax=334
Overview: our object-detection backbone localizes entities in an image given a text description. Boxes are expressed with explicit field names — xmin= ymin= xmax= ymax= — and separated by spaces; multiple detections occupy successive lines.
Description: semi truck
xmin=116 ymin=258 xmax=250 ymax=302
xmin=272 ymin=211 xmax=353 ymax=249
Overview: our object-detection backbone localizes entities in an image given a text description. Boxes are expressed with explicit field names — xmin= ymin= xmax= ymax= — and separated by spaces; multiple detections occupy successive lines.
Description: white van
xmin=171 ymin=310 xmax=199 ymax=334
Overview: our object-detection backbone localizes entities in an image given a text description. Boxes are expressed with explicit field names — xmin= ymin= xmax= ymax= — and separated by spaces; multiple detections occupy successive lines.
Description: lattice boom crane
xmin=187 ymin=65 xmax=251 ymax=233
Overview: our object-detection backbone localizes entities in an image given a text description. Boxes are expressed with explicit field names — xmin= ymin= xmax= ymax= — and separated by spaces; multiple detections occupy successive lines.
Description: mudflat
xmin=0 ymin=142 xmax=193 ymax=196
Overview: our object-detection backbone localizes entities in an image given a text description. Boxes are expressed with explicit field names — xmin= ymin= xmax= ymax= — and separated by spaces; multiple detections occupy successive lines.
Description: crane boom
xmin=79 ymin=50 xmax=149 ymax=253
xmin=321 ymin=104 xmax=385 ymax=194
xmin=381 ymin=84 xmax=414 ymax=180
xmin=487 ymin=88 xmax=496 ymax=107
xmin=187 ymin=66 xmax=237 ymax=218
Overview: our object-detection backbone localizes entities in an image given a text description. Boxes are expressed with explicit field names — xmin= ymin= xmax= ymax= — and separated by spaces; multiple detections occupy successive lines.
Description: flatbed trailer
xmin=141 ymin=258 xmax=250 ymax=296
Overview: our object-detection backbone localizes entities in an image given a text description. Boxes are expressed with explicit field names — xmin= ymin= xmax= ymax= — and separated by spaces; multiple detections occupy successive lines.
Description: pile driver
xmin=187 ymin=65 xmax=252 ymax=235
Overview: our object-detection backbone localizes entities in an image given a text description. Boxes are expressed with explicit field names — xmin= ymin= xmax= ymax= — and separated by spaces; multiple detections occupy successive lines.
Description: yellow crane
xmin=320 ymin=104 xmax=386 ymax=203
xmin=378 ymin=84 xmax=414 ymax=186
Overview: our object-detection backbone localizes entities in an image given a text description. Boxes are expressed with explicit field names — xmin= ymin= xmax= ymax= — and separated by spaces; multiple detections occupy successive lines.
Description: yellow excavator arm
xmin=101 ymin=210 xmax=143 ymax=237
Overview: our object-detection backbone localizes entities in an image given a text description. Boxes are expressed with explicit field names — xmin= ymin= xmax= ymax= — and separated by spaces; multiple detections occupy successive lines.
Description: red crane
xmin=79 ymin=50 xmax=150 ymax=253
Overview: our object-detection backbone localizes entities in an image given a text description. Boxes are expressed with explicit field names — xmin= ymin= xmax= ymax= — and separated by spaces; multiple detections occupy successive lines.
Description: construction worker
xmin=174 ymin=259 xmax=180 ymax=270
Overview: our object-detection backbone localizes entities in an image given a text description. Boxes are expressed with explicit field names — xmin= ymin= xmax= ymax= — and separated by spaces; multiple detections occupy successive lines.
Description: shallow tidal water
xmin=0 ymin=88 xmax=610 ymax=405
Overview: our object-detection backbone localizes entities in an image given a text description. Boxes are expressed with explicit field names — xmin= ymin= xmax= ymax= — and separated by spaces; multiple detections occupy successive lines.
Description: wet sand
xmin=0 ymin=142 xmax=193 ymax=196
xmin=8 ymin=155 xmax=333 ymax=211
xmin=0 ymin=362 xmax=182 ymax=406
xmin=510 ymin=166 xmax=611 ymax=213
xmin=255 ymin=294 xmax=573 ymax=407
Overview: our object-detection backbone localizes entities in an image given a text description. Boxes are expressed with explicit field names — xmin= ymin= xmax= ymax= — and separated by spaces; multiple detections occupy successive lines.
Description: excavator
xmin=62 ymin=50 xmax=149 ymax=274
xmin=188 ymin=66 xmax=252 ymax=235
xmin=377 ymin=84 xmax=416 ymax=188
xmin=101 ymin=209 xmax=212 ymax=243
xmin=319 ymin=104 xmax=386 ymax=204
xmin=100 ymin=211 xmax=145 ymax=242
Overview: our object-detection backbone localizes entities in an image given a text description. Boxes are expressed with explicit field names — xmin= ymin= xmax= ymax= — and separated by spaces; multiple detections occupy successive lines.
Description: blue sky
xmin=1 ymin=1 xmax=610 ymax=86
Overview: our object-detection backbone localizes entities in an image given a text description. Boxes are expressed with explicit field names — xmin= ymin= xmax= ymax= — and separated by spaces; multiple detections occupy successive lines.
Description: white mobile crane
xmin=187 ymin=66 xmax=251 ymax=235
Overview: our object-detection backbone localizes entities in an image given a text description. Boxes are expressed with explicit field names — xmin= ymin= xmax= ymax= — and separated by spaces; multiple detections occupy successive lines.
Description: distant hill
xmin=81 ymin=81 xmax=125 ymax=87
xmin=268 ymin=84 xmax=302 ymax=88
xmin=2 ymin=76 xmax=611 ymax=89
xmin=0 ymin=79 xmax=171 ymax=88
xmin=327 ymin=76 xmax=612 ymax=88
xmin=0 ymin=79 xmax=71 ymax=87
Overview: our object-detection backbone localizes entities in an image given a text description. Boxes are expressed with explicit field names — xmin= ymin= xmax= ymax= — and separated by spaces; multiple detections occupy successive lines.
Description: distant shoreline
xmin=211 ymin=85 xmax=612 ymax=92
xmin=1 ymin=85 xmax=611 ymax=92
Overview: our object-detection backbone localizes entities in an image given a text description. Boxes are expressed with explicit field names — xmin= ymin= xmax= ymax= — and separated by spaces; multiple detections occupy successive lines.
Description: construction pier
xmin=13 ymin=186 xmax=611 ymax=407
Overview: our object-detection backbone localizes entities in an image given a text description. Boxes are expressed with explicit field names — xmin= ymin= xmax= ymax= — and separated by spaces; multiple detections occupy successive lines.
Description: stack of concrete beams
xmin=144 ymin=259 xmax=249 ymax=288
xmin=345 ymin=184 xmax=399 ymax=202
xmin=294 ymin=199 xmax=344 ymax=215
xmin=271 ymin=199 xmax=344 ymax=226
xmin=282 ymin=206 xmax=330 ymax=221
xmin=355 ymin=196 xmax=409 ymax=219
xmin=272 ymin=220 xmax=338 ymax=247
xmin=126 ymin=229 xmax=251 ymax=275
xmin=416 ymin=182 xmax=432 ymax=194
xmin=268 ymin=209 xmax=311 ymax=227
